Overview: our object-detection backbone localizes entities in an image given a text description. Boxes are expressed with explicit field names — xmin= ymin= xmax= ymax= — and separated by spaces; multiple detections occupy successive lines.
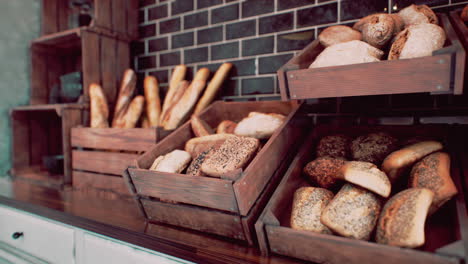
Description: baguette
xmin=163 ymin=68 xmax=210 ymax=130
xmin=149 ymin=149 xmax=192 ymax=173
xmin=185 ymin=134 xmax=235 ymax=158
xmin=89 ymin=83 xmax=109 ymax=128
xmin=160 ymin=80 xmax=189 ymax=127
xmin=112 ymin=69 xmax=137 ymax=127
xmin=141 ymin=115 xmax=150 ymax=128
xmin=216 ymin=120 xmax=237 ymax=134
xmin=190 ymin=115 xmax=214 ymax=137
xmin=382 ymin=140 xmax=443 ymax=183
xmin=162 ymin=65 xmax=186 ymax=115
xmin=194 ymin=63 xmax=233 ymax=114
xmin=144 ymin=76 xmax=161 ymax=127
xmin=376 ymin=188 xmax=434 ymax=248
xmin=120 ymin=95 xmax=145 ymax=128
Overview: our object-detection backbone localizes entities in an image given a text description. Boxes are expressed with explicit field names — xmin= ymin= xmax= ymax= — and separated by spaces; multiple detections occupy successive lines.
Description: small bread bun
xmin=336 ymin=161 xmax=391 ymax=198
xmin=398 ymin=4 xmax=438 ymax=26
xmin=351 ymin=132 xmax=398 ymax=165
xmin=316 ymin=134 xmax=350 ymax=159
xmin=149 ymin=150 xmax=192 ymax=173
xmin=234 ymin=112 xmax=285 ymax=139
xmin=321 ymin=184 xmax=381 ymax=240
xmin=409 ymin=152 xmax=457 ymax=214
xmin=303 ymin=157 xmax=346 ymax=189
xmin=376 ymin=188 xmax=434 ymax=248
xmin=290 ymin=187 xmax=334 ymax=234
xmin=318 ymin=25 xmax=362 ymax=47
xmin=216 ymin=120 xmax=237 ymax=134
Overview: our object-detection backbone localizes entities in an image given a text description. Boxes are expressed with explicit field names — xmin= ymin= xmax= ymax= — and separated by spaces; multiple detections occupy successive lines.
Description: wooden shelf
xmin=11 ymin=166 xmax=64 ymax=189
xmin=12 ymin=103 xmax=86 ymax=112
xmin=33 ymin=27 xmax=84 ymax=48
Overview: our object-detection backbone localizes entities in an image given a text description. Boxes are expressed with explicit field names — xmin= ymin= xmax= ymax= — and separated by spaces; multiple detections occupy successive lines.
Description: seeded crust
xmin=303 ymin=157 xmax=347 ymax=189
xmin=321 ymin=184 xmax=381 ymax=240
xmin=337 ymin=161 xmax=391 ymax=198
xmin=376 ymin=188 xmax=434 ymax=247
xmin=318 ymin=25 xmax=362 ymax=47
xmin=316 ymin=134 xmax=351 ymax=159
xmin=409 ymin=152 xmax=457 ymax=214
xmin=201 ymin=136 xmax=259 ymax=177
xmin=186 ymin=148 xmax=212 ymax=176
xmin=351 ymin=132 xmax=398 ymax=165
xmin=290 ymin=187 xmax=334 ymax=234
xmin=398 ymin=4 xmax=438 ymax=26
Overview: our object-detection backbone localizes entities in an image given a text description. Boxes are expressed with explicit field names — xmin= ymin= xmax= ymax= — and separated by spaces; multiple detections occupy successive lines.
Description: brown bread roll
xmin=185 ymin=134 xmax=235 ymax=158
xmin=316 ymin=134 xmax=350 ymax=159
xmin=376 ymin=188 xmax=434 ymax=248
xmin=398 ymin=4 xmax=438 ymax=26
xmin=318 ymin=25 xmax=362 ymax=47
xmin=144 ymin=76 xmax=161 ymax=127
xmin=190 ymin=115 xmax=214 ymax=137
xmin=112 ymin=69 xmax=137 ymax=128
xmin=89 ymin=83 xmax=109 ymax=128
xmin=355 ymin=14 xmax=397 ymax=48
xmin=120 ymin=96 xmax=145 ymax=128
xmin=321 ymin=184 xmax=381 ymax=240
xmin=290 ymin=187 xmax=334 ymax=234
xmin=216 ymin=120 xmax=237 ymax=134
xmin=351 ymin=132 xmax=398 ymax=165
xmin=409 ymin=152 xmax=457 ymax=214
xmin=303 ymin=157 xmax=346 ymax=189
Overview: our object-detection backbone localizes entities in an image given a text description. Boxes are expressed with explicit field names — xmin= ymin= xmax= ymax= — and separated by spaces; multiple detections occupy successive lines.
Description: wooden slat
xmin=30 ymin=47 xmax=48 ymax=105
xmin=47 ymin=52 xmax=62 ymax=103
xmin=81 ymin=29 xmax=101 ymax=103
xmin=100 ymin=36 xmax=118 ymax=105
xmin=128 ymin=168 xmax=238 ymax=213
xmin=112 ymin=0 xmax=126 ymax=34
xmin=72 ymin=150 xmax=138 ymax=175
xmin=71 ymin=127 xmax=156 ymax=152
xmin=72 ymin=171 xmax=130 ymax=196
xmin=141 ymin=199 xmax=245 ymax=240
xmin=29 ymin=114 xmax=49 ymax=166
xmin=33 ymin=27 xmax=82 ymax=46
xmin=57 ymin=0 xmax=69 ymax=32
xmin=11 ymin=111 xmax=30 ymax=169
xmin=95 ymin=0 xmax=112 ymax=30
xmin=62 ymin=109 xmax=82 ymax=184
xmin=449 ymin=11 xmax=468 ymax=95
xmin=41 ymin=0 xmax=59 ymax=35
xmin=127 ymin=0 xmax=139 ymax=39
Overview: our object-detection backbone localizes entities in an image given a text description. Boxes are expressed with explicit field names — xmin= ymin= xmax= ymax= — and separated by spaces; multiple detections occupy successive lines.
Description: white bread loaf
xmin=354 ymin=14 xmax=398 ymax=48
xmin=185 ymin=134 xmax=235 ymax=158
xmin=318 ymin=25 xmax=362 ymax=47
xmin=234 ymin=112 xmax=286 ymax=139
xmin=398 ymin=4 xmax=438 ymax=26
xmin=149 ymin=149 xmax=191 ymax=173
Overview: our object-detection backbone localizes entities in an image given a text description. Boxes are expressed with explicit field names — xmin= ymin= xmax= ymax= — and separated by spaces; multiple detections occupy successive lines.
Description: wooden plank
xmin=41 ymin=0 xmax=59 ymax=35
xmin=127 ymin=0 xmax=139 ymax=39
xmin=72 ymin=171 xmax=130 ymax=196
xmin=57 ymin=0 xmax=69 ymax=31
xmin=95 ymin=0 xmax=112 ymax=30
xmin=11 ymin=111 xmax=30 ymax=170
xmin=47 ymin=51 xmax=62 ymax=104
xmin=29 ymin=113 xmax=49 ymax=166
xmin=62 ymin=109 xmax=82 ymax=184
xmin=72 ymin=150 xmax=138 ymax=175
xmin=449 ymin=11 xmax=468 ymax=95
xmin=100 ymin=36 xmax=118 ymax=105
xmin=30 ymin=46 xmax=48 ymax=105
xmin=128 ymin=168 xmax=238 ymax=213
xmin=112 ymin=0 xmax=126 ymax=35
xmin=81 ymin=30 xmax=101 ymax=103
xmin=71 ymin=127 xmax=156 ymax=152
xmin=141 ymin=199 xmax=245 ymax=240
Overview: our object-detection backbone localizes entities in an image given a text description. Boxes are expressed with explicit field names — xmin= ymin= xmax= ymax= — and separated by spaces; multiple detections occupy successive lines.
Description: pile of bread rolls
xmin=291 ymin=132 xmax=458 ymax=248
xmin=89 ymin=63 xmax=232 ymax=129
xmin=310 ymin=4 xmax=446 ymax=69
xmin=149 ymin=112 xmax=286 ymax=179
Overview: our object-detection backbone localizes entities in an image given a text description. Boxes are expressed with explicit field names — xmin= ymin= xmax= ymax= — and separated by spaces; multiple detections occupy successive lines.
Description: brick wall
xmin=135 ymin=0 xmax=468 ymax=103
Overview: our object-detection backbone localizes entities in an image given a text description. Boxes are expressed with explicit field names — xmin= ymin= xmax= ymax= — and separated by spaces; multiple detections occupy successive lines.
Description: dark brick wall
xmin=135 ymin=0 xmax=467 ymax=102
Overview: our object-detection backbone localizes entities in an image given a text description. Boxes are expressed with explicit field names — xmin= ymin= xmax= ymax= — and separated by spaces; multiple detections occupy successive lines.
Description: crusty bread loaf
xmin=316 ymin=134 xmax=350 ymax=159
xmin=89 ymin=83 xmax=109 ymax=128
xmin=318 ymin=25 xmax=362 ymax=47
xmin=336 ymin=161 xmax=391 ymax=198
xmin=112 ymin=69 xmax=137 ymax=128
xmin=321 ymin=184 xmax=381 ymax=240
xmin=303 ymin=157 xmax=346 ymax=189
xmin=216 ymin=120 xmax=237 ymax=134
xmin=355 ymin=14 xmax=397 ymax=48
xmin=290 ymin=187 xmax=334 ymax=234
xmin=382 ymin=140 xmax=443 ymax=183
xmin=201 ymin=136 xmax=259 ymax=177
xmin=388 ymin=23 xmax=446 ymax=60
xmin=234 ymin=112 xmax=286 ymax=139
xmin=149 ymin=149 xmax=192 ymax=173
xmin=194 ymin=63 xmax=233 ymax=114
xmin=186 ymin=148 xmax=212 ymax=176
xmin=160 ymin=81 xmax=189 ymax=127
xmin=162 ymin=65 xmax=186 ymax=116
xmin=398 ymin=4 xmax=438 ymax=26
xmin=351 ymin=132 xmax=398 ymax=165
xmin=120 ymin=95 xmax=145 ymax=128
xmin=190 ymin=115 xmax=213 ymax=137
xmin=376 ymin=188 xmax=434 ymax=248
xmin=309 ymin=40 xmax=383 ymax=69
xmin=409 ymin=152 xmax=457 ymax=214
xmin=144 ymin=75 xmax=161 ymax=127
xmin=185 ymin=134 xmax=235 ymax=158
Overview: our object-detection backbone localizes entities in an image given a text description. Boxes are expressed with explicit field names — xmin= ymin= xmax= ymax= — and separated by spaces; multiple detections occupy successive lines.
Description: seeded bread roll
xmin=216 ymin=120 xmax=237 ymax=134
xmin=354 ymin=14 xmax=397 ymax=48
xmin=303 ymin=157 xmax=346 ymax=189
xmin=376 ymin=188 xmax=434 ymax=248
xmin=149 ymin=150 xmax=192 ymax=173
xmin=382 ymin=141 xmax=443 ymax=183
xmin=316 ymin=134 xmax=351 ymax=159
xmin=409 ymin=152 xmax=457 ymax=214
xmin=336 ymin=161 xmax=391 ymax=198
xmin=351 ymin=132 xmax=398 ymax=165
xmin=290 ymin=187 xmax=334 ymax=234
xmin=201 ymin=136 xmax=259 ymax=177
xmin=185 ymin=134 xmax=235 ymax=158
xmin=234 ymin=112 xmax=285 ymax=139
xmin=318 ymin=25 xmax=362 ymax=47
xmin=398 ymin=4 xmax=438 ymax=26
xmin=321 ymin=184 xmax=381 ymax=240
xmin=186 ymin=148 xmax=212 ymax=176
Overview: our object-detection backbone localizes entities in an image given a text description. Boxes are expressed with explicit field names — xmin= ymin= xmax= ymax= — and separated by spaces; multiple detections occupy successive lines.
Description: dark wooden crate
xmin=71 ymin=127 xmax=173 ymax=196
xmin=255 ymin=121 xmax=467 ymax=264
xmin=278 ymin=13 xmax=466 ymax=100
xmin=124 ymin=101 xmax=307 ymax=245
xmin=10 ymin=104 xmax=84 ymax=188
xmin=41 ymin=0 xmax=138 ymax=40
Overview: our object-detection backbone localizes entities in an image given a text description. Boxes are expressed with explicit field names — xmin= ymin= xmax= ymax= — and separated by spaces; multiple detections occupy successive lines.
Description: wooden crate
xmin=255 ymin=121 xmax=468 ymax=264
xmin=124 ymin=101 xmax=307 ymax=245
xmin=41 ymin=0 xmax=138 ymax=40
xmin=70 ymin=127 xmax=173 ymax=196
xmin=10 ymin=104 xmax=83 ymax=188
xmin=278 ymin=13 xmax=466 ymax=100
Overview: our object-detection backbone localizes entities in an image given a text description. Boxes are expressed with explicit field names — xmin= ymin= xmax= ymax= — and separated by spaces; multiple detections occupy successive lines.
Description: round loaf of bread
xmin=409 ymin=152 xmax=457 ymax=215
xmin=376 ymin=188 xmax=434 ymax=248
xmin=318 ymin=25 xmax=362 ymax=47
xmin=351 ymin=132 xmax=398 ymax=165
xmin=316 ymin=134 xmax=351 ymax=159
xmin=303 ymin=157 xmax=346 ymax=189
xmin=398 ymin=4 xmax=438 ymax=26
xmin=290 ymin=187 xmax=334 ymax=234
xmin=356 ymin=14 xmax=396 ymax=48
xmin=321 ymin=184 xmax=381 ymax=240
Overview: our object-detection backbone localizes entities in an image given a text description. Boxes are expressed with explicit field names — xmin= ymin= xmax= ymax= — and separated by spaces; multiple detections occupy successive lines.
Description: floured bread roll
xmin=234 ymin=112 xmax=286 ymax=139
xmin=318 ymin=25 xmax=362 ymax=47
xmin=398 ymin=4 xmax=438 ymax=26
xmin=150 ymin=150 xmax=192 ymax=173
xmin=354 ymin=14 xmax=402 ymax=48
xmin=309 ymin=40 xmax=383 ymax=69
xmin=389 ymin=23 xmax=445 ymax=60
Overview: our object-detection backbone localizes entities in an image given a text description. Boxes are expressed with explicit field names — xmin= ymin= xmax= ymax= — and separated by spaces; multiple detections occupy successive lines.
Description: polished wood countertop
xmin=0 ymin=178 xmax=301 ymax=264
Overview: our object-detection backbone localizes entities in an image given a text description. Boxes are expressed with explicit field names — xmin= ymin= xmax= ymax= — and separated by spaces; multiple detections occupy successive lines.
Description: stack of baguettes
xmin=291 ymin=132 xmax=458 ymax=248
xmin=89 ymin=63 xmax=233 ymax=129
